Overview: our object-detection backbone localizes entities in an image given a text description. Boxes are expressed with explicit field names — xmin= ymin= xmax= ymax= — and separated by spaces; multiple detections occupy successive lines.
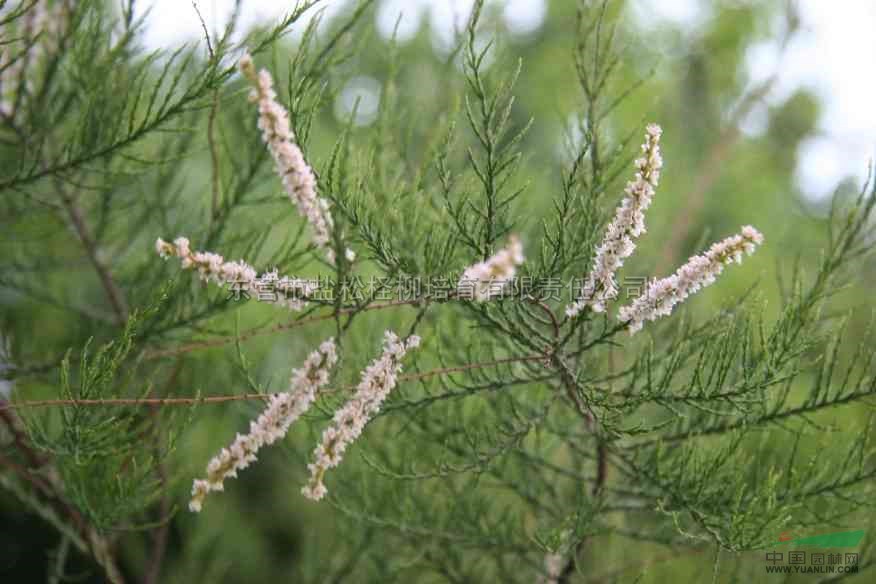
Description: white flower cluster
xmin=618 ymin=226 xmax=764 ymax=334
xmin=302 ymin=331 xmax=420 ymax=501
xmin=566 ymin=124 xmax=663 ymax=317
xmin=155 ymin=236 xmax=315 ymax=311
xmin=189 ymin=338 xmax=339 ymax=512
xmin=238 ymin=53 xmax=353 ymax=266
xmin=457 ymin=235 xmax=525 ymax=301
xmin=1 ymin=0 xmax=72 ymax=116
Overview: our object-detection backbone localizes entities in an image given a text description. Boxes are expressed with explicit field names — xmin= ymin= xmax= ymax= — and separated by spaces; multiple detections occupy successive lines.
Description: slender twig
xmin=58 ymin=184 xmax=129 ymax=325
xmin=195 ymin=0 xmax=223 ymax=234
xmin=2 ymin=354 xmax=549 ymax=410
xmin=142 ymin=359 xmax=182 ymax=584
xmin=142 ymin=298 xmax=423 ymax=360
xmin=0 ymin=443 xmax=126 ymax=583
xmin=0 ymin=406 xmax=48 ymax=468
xmin=207 ymin=90 xmax=222 ymax=230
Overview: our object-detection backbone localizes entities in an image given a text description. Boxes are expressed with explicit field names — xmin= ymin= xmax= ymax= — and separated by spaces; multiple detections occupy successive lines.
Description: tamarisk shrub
xmin=1 ymin=1 xmax=875 ymax=582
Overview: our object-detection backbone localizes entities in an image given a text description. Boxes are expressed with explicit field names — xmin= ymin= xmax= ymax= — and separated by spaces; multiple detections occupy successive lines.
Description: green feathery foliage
xmin=1 ymin=1 xmax=875 ymax=582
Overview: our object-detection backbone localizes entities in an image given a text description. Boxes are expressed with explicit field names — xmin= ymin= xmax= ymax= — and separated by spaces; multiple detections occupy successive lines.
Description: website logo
xmin=763 ymin=530 xmax=864 ymax=575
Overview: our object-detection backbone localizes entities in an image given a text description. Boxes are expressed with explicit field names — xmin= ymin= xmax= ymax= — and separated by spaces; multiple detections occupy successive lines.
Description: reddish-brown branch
xmin=2 ymin=354 xmax=548 ymax=410
xmin=142 ymin=359 xmax=182 ymax=584
xmin=142 ymin=298 xmax=422 ymax=360
xmin=59 ymin=188 xmax=129 ymax=326
xmin=0 ymin=406 xmax=49 ymax=468
xmin=143 ymin=448 xmax=171 ymax=584
xmin=593 ymin=442 xmax=607 ymax=497
xmin=0 ymin=450 xmax=57 ymax=499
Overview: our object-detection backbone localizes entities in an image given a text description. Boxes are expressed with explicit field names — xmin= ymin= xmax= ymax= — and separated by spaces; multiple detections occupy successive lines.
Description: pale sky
xmin=136 ymin=0 xmax=876 ymax=201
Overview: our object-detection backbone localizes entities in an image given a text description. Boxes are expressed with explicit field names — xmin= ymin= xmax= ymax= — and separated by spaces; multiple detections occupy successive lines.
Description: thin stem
xmin=142 ymin=298 xmax=422 ymax=360
xmin=58 ymin=184 xmax=128 ymax=326
xmin=207 ymin=89 xmax=222 ymax=231
xmin=2 ymin=354 xmax=549 ymax=410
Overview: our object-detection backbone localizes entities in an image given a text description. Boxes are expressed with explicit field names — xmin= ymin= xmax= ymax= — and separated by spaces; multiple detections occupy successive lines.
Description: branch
xmin=142 ymin=298 xmax=423 ymax=359
xmin=2 ymin=355 xmax=549 ymax=410
xmin=58 ymin=183 xmax=129 ymax=325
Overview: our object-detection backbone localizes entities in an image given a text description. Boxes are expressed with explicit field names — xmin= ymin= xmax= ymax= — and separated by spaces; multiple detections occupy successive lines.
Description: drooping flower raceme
xmin=189 ymin=339 xmax=338 ymax=512
xmin=156 ymin=236 xmax=315 ymax=311
xmin=302 ymin=331 xmax=420 ymax=501
xmin=618 ymin=226 xmax=764 ymax=334
xmin=239 ymin=53 xmax=352 ymax=265
xmin=457 ymin=235 xmax=525 ymax=301
xmin=566 ymin=124 xmax=663 ymax=317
